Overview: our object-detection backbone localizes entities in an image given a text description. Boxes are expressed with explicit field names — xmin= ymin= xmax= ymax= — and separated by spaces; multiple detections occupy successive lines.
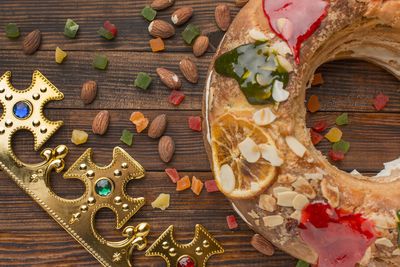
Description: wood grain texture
xmin=0 ymin=0 xmax=399 ymax=266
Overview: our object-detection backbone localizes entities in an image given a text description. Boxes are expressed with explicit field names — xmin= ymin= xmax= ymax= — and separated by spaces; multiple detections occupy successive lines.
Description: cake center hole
xmin=306 ymin=59 xmax=400 ymax=177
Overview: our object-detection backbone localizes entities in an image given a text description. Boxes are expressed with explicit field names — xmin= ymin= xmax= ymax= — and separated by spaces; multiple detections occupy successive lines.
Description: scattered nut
xmin=150 ymin=0 xmax=174 ymax=10
xmin=23 ymin=29 xmax=41 ymax=55
xmin=179 ymin=57 xmax=198 ymax=83
xmin=158 ymin=135 xmax=175 ymax=163
xmin=92 ymin=110 xmax=110 ymax=135
xmin=215 ymin=4 xmax=231 ymax=31
xmin=171 ymin=6 xmax=193 ymax=26
xmin=251 ymin=234 xmax=274 ymax=256
xmin=148 ymin=20 xmax=175 ymax=39
xmin=192 ymin=35 xmax=209 ymax=57
xmin=148 ymin=114 xmax=167 ymax=139
xmin=80 ymin=80 xmax=97 ymax=105
xmin=156 ymin=67 xmax=181 ymax=90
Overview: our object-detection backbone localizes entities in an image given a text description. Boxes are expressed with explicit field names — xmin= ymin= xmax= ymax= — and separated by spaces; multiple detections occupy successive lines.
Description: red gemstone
xmin=263 ymin=0 xmax=329 ymax=63
xmin=165 ymin=168 xmax=180 ymax=183
xmin=188 ymin=116 xmax=202 ymax=132
xmin=177 ymin=256 xmax=196 ymax=267
xmin=312 ymin=120 xmax=328 ymax=132
xmin=373 ymin=92 xmax=389 ymax=111
xmin=328 ymin=150 xmax=345 ymax=161
xmin=104 ymin=20 xmax=118 ymax=36
xmin=310 ymin=129 xmax=323 ymax=145
xmin=168 ymin=90 xmax=185 ymax=106
xmin=299 ymin=202 xmax=377 ymax=267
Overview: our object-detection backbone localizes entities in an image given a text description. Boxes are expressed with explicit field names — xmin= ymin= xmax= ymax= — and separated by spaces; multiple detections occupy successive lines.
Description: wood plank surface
xmin=0 ymin=0 xmax=399 ymax=266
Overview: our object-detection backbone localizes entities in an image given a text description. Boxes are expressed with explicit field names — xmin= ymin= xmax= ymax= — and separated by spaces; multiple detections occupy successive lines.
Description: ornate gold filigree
xmin=145 ymin=224 xmax=224 ymax=267
xmin=0 ymin=71 xmax=149 ymax=267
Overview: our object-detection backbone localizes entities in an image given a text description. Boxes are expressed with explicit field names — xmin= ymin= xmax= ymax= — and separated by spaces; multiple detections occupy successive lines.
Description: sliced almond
xmin=248 ymin=209 xmax=260 ymax=219
xmin=259 ymin=144 xmax=283 ymax=167
xmin=219 ymin=164 xmax=235 ymax=193
xmin=249 ymin=28 xmax=268 ymax=41
xmin=263 ymin=215 xmax=284 ymax=227
xmin=238 ymin=137 xmax=260 ymax=163
xmin=259 ymin=194 xmax=276 ymax=212
xmin=292 ymin=177 xmax=316 ymax=199
xmin=290 ymin=210 xmax=301 ymax=221
xmin=276 ymin=191 xmax=298 ymax=207
xmin=392 ymin=248 xmax=400 ymax=256
xmin=292 ymin=194 xmax=309 ymax=210
xmin=273 ymin=186 xmax=292 ymax=197
xmin=277 ymin=173 xmax=297 ymax=184
xmin=375 ymin=237 xmax=394 ymax=248
xmin=285 ymin=136 xmax=307 ymax=157
xmin=272 ymin=80 xmax=289 ymax=102
xmin=276 ymin=55 xmax=293 ymax=72
xmin=321 ymin=180 xmax=340 ymax=208
xmin=253 ymin=107 xmax=276 ymax=126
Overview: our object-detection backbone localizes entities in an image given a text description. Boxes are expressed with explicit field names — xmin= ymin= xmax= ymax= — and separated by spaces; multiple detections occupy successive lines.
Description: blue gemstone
xmin=13 ymin=101 xmax=31 ymax=119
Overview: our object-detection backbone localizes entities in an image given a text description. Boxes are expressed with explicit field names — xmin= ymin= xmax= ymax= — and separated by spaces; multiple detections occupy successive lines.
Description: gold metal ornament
xmin=145 ymin=224 xmax=224 ymax=266
xmin=0 ymin=71 xmax=150 ymax=267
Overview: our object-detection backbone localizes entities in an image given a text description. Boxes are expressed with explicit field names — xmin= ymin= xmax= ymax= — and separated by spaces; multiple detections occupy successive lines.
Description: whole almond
xmin=80 ymin=80 xmax=97 ymax=105
xmin=148 ymin=20 xmax=175 ymax=39
xmin=150 ymin=0 xmax=174 ymax=11
xmin=148 ymin=114 xmax=167 ymax=139
xmin=235 ymin=0 xmax=249 ymax=7
xmin=215 ymin=4 xmax=231 ymax=31
xmin=251 ymin=234 xmax=275 ymax=256
xmin=179 ymin=58 xmax=198 ymax=83
xmin=92 ymin=110 xmax=110 ymax=135
xmin=171 ymin=7 xmax=193 ymax=26
xmin=192 ymin=35 xmax=209 ymax=57
xmin=156 ymin=68 xmax=181 ymax=90
xmin=158 ymin=136 xmax=175 ymax=163
xmin=23 ymin=29 xmax=41 ymax=55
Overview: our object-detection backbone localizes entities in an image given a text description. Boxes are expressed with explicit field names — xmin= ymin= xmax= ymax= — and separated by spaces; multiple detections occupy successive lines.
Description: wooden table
xmin=0 ymin=1 xmax=399 ymax=266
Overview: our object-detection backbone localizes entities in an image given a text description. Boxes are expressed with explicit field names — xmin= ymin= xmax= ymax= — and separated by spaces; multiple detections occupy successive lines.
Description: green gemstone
xmin=5 ymin=23 xmax=20 ymax=39
xmin=64 ymin=19 xmax=79 ymax=39
xmin=95 ymin=178 xmax=113 ymax=197
xmin=120 ymin=129 xmax=134 ymax=146
xmin=93 ymin=54 xmax=109 ymax=70
xmin=182 ymin=24 xmax=201 ymax=44
xmin=98 ymin=27 xmax=114 ymax=40
xmin=141 ymin=6 xmax=157 ymax=22
xmin=134 ymin=72 xmax=152 ymax=90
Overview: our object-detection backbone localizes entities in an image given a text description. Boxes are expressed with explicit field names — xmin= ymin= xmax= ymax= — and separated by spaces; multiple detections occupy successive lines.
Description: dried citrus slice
xmin=211 ymin=113 xmax=277 ymax=199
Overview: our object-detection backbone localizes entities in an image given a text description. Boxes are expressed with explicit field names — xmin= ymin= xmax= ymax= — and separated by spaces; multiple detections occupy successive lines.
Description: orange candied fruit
xmin=176 ymin=176 xmax=191 ymax=191
xmin=130 ymin=111 xmax=149 ymax=133
xmin=149 ymin=37 xmax=165 ymax=53
xmin=307 ymin=95 xmax=321 ymax=113
xmin=311 ymin=73 xmax=324 ymax=86
xmin=191 ymin=176 xmax=204 ymax=196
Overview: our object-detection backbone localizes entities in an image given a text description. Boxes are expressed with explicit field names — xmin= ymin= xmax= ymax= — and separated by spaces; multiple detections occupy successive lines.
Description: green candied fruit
xmin=120 ymin=129 xmax=134 ymax=146
xmin=332 ymin=140 xmax=350 ymax=154
xmin=98 ymin=27 xmax=114 ymax=40
xmin=214 ymin=41 xmax=289 ymax=105
xmin=141 ymin=6 xmax=157 ymax=22
xmin=296 ymin=260 xmax=310 ymax=267
xmin=335 ymin=112 xmax=349 ymax=126
xmin=134 ymin=72 xmax=152 ymax=90
xmin=182 ymin=24 xmax=201 ymax=45
xmin=93 ymin=54 xmax=108 ymax=70
xmin=5 ymin=23 xmax=20 ymax=39
xmin=64 ymin=19 xmax=79 ymax=39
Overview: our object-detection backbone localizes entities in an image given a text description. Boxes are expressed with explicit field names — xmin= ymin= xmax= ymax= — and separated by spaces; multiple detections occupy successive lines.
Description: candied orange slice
xmin=211 ymin=113 xmax=277 ymax=199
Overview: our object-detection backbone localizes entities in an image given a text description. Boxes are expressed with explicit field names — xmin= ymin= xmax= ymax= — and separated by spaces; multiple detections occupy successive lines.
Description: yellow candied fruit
xmin=55 ymin=47 xmax=68 ymax=64
xmin=151 ymin=193 xmax=170 ymax=210
xmin=71 ymin=129 xmax=88 ymax=145
xmin=325 ymin=127 xmax=342 ymax=143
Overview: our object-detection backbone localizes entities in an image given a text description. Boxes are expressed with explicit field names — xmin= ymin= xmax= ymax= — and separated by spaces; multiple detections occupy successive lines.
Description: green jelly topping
xmin=134 ymin=72 xmax=152 ymax=90
xmin=93 ymin=54 xmax=108 ymax=70
xmin=120 ymin=129 xmax=134 ymax=146
xmin=141 ymin=6 xmax=157 ymax=21
xmin=215 ymin=41 xmax=289 ymax=105
xmin=98 ymin=27 xmax=114 ymax=40
xmin=64 ymin=19 xmax=79 ymax=39
xmin=95 ymin=178 xmax=113 ymax=197
xmin=336 ymin=112 xmax=349 ymax=126
xmin=182 ymin=24 xmax=201 ymax=45
xmin=296 ymin=260 xmax=310 ymax=267
xmin=332 ymin=140 xmax=350 ymax=154
xmin=5 ymin=23 xmax=20 ymax=39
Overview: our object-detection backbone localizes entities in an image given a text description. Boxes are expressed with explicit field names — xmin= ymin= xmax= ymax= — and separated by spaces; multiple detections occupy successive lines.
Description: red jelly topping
xmin=263 ymin=0 xmax=329 ymax=63
xmin=299 ymin=203 xmax=377 ymax=267
xmin=177 ymin=255 xmax=196 ymax=267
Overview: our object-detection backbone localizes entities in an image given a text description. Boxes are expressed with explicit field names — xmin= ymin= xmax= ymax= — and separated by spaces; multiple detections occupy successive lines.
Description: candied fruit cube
xmin=325 ymin=127 xmax=342 ymax=143
xmin=373 ymin=92 xmax=389 ymax=111
xmin=188 ymin=116 xmax=202 ymax=132
xmin=312 ymin=120 xmax=328 ymax=132
xmin=307 ymin=95 xmax=320 ymax=113
xmin=55 ymin=47 xmax=67 ymax=64
xmin=130 ymin=111 xmax=145 ymax=124
xmin=141 ymin=6 xmax=157 ymax=22
xmin=134 ymin=72 xmax=152 ymax=90
xmin=191 ymin=176 xmax=204 ymax=196
xmin=168 ymin=90 xmax=185 ymax=106
xmin=332 ymin=140 xmax=350 ymax=154
xmin=93 ymin=54 xmax=108 ymax=70
xmin=151 ymin=193 xmax=170 ymax=210
xmin=98 ymin=27 xmax=114 ymax=40
xmin=176 ymin=176 xmax=191 ymax=191
xmin=310 ymin=129 xmax=323 ymax=145
xmin=311 ymin=73 xmax=324 ymax=86
xmin=104 ymin=21 xmax=118 ymax=36
xmin=205 ymin=180 xmax=219 ymax=193
xmin=336 ymin=113 xmax=349 ymax=126
xmin=329 ymin=150 xmax=345 ymax=161
xmin=165 ymin=168 xmax=180 ymax=183
xmin=5 ymin=23 xmax=20 ymax=39
xmin=149 ymin=37 xmax=165 ymax=52
xmin=120 ymin=129 xmax=134 ymax=146
xmin=71 ymin=130 xmax=88 ymax=145
xmin=182 ymin=24 xmax=201 ymax=44
xmin=296 ymin=260 xmax=310 ymax=267
xmin=226 ymin=215 xmax=238 ymax=230
xmin=135 ymin=118 xmax=149 ymax=133
xmin=64 ymin=19 xmax=79 ymax=39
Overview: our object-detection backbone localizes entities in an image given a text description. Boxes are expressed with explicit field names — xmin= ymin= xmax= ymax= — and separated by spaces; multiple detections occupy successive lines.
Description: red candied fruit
xmin=373 ymin=92 xmax=389 ymax=111
xmin=312 ymin=120 xmax=328 ymax=132
xmin=205 ymin=180 xmax=220 ymax=193
xmin=165 ymin=168 xmax=180 ymax=183
xmin=188 ymin=116 xmax=202 ymax=132
xmin=177 ymin=255 xmax=195 ymax=267
xmin=226 ymin=215 xmax=238 ymax=230
xmin=310 ymin=129 xmax=323 ymax=145
xmin=104 ymin=20 xmax=118 ymax=36
xmin=168 ymin=90 xmax=185 ymax=106
xmin=328 ymin=150 xmax=345 ymax=161
xmin=299 ymin=202 xmax=377 ymax=267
